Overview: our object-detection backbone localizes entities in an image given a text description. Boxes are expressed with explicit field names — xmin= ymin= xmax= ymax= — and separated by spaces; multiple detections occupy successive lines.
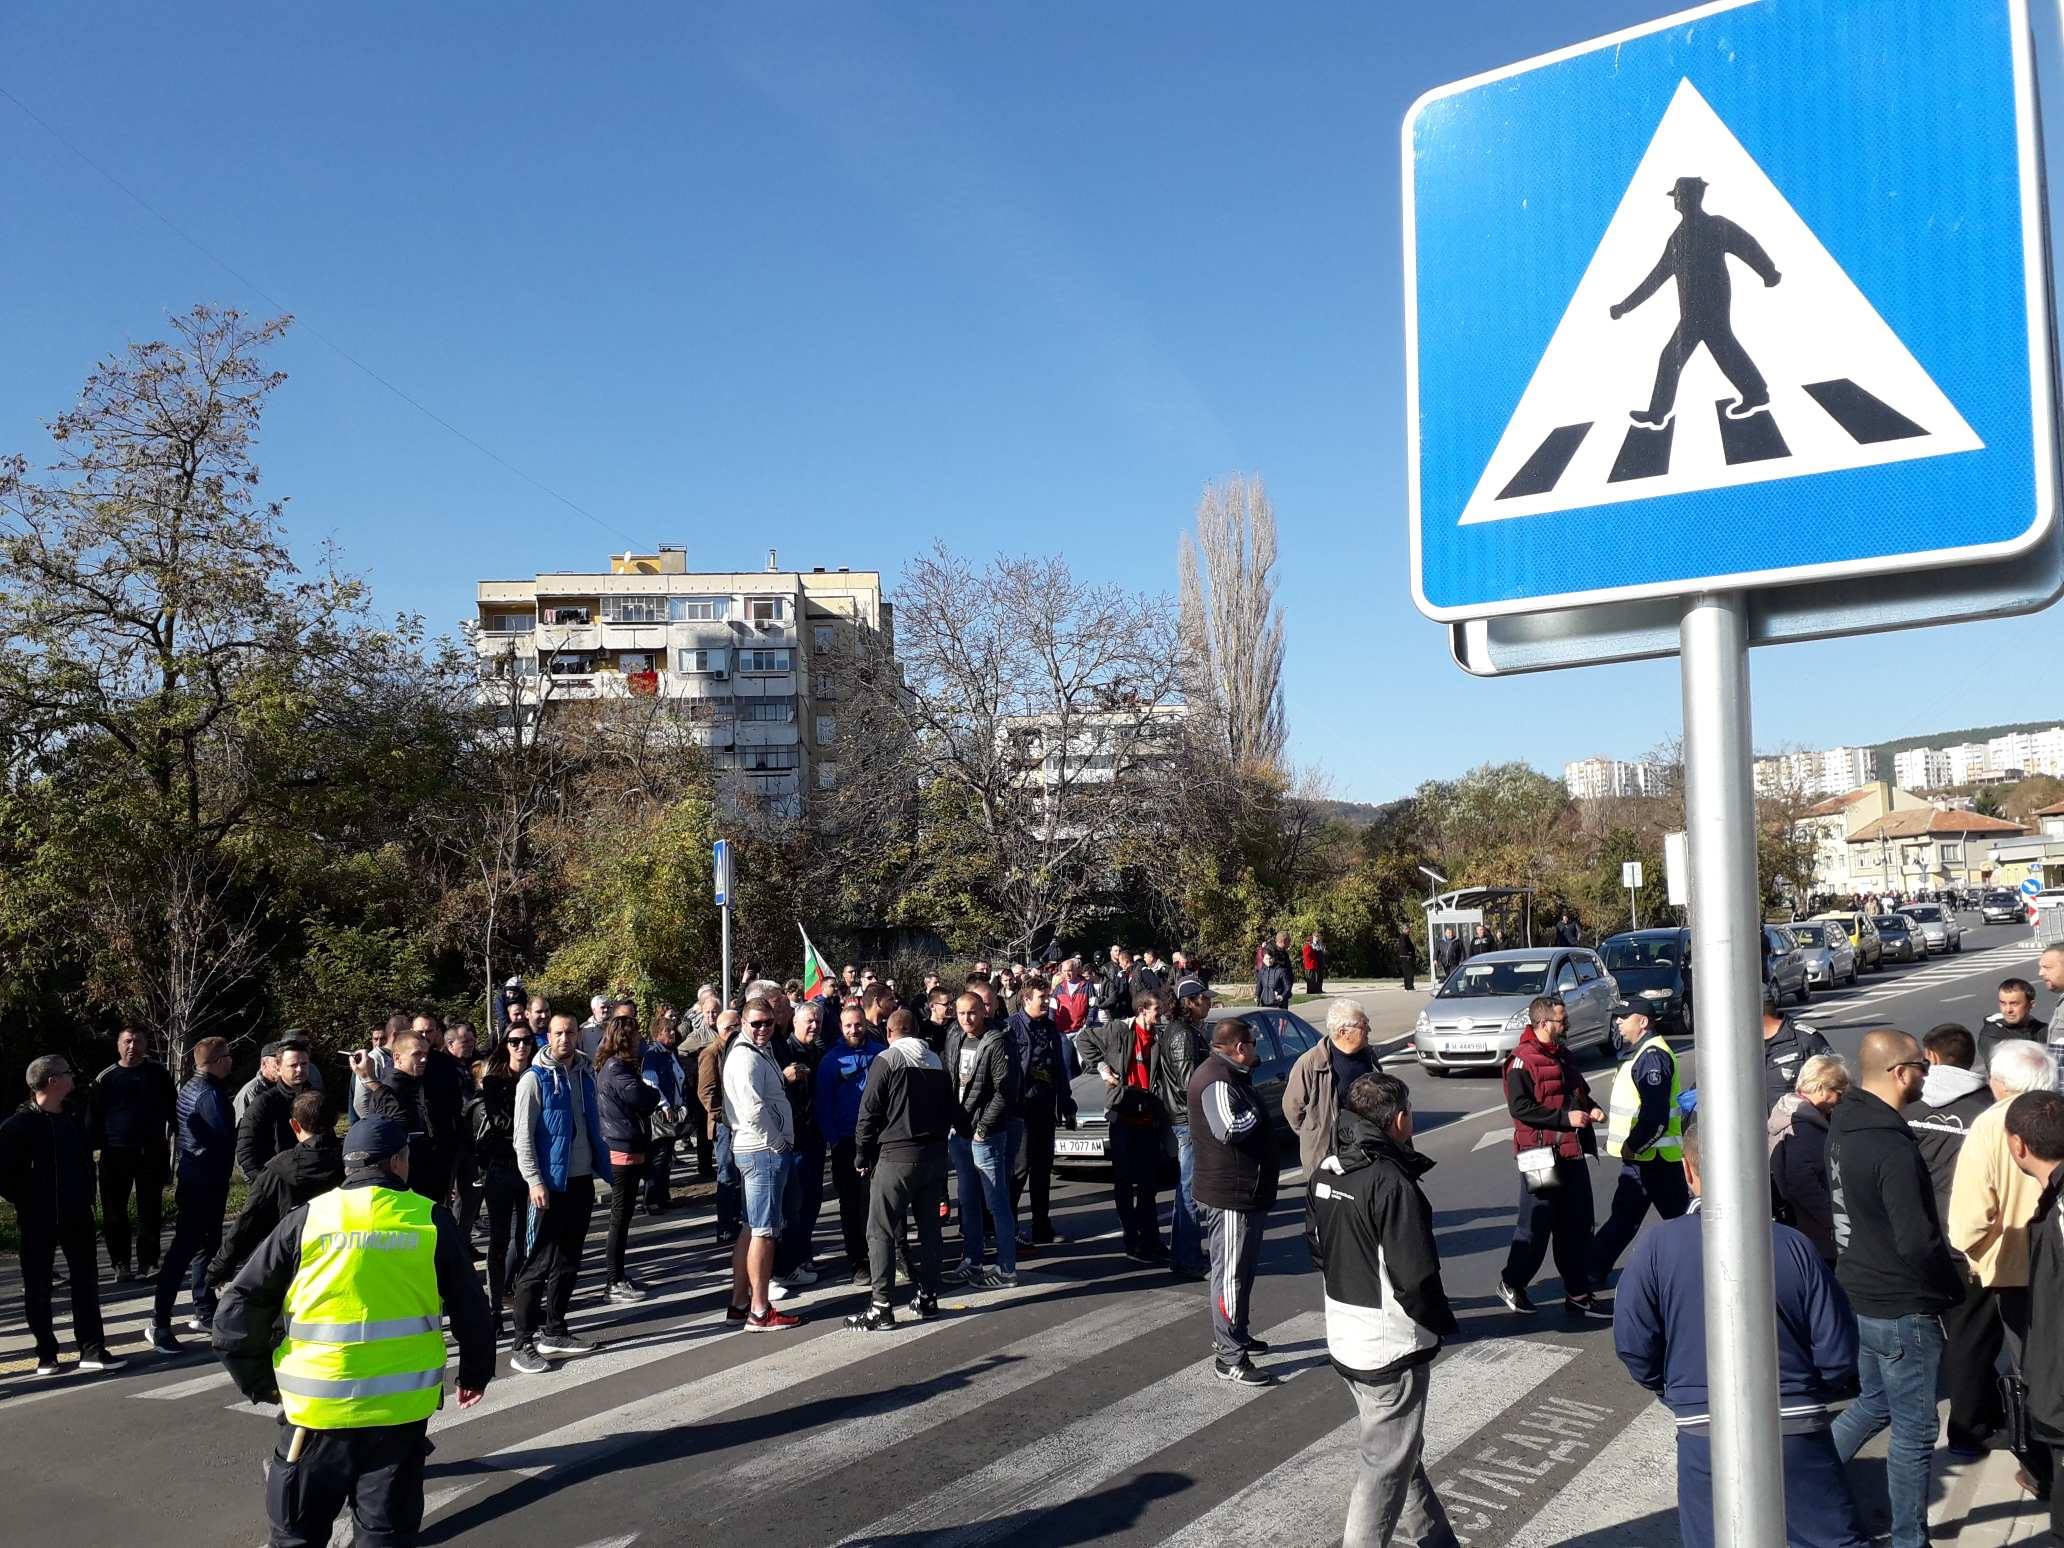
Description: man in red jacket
xmin=1497 ymin=996 xmax=1609 ymax=1319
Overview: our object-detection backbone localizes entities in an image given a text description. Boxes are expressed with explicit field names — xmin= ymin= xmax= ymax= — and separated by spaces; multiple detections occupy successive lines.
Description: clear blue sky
xmin=4 ymin=1 xmax=2050 ymax=802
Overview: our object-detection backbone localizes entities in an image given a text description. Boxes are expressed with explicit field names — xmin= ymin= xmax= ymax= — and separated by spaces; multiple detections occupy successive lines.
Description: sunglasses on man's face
xmin=747 ymin=1019 xmax=774 ymax=1030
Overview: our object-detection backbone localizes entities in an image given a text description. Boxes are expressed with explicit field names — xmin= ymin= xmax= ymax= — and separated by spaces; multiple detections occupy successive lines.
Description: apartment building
xmin=1563 ymin=756 xmax=1665 ymax=801
xmin=474 ymin=547 xmax=891 ymax=820
xmin=1752 ymin=745 xmax=1878 ymax=801
xmin=1888 ymin=725 xmax=2064 ymax=789
xmin=1791 ymin=782 xmax=1930 ymax=893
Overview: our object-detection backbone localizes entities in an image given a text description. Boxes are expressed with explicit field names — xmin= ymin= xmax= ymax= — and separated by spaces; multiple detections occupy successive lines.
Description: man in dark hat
xmin=215 ymin=1114 xmax=494 ymax=1548
xmin=1610 ymin=173 xmax=1782 ymax=427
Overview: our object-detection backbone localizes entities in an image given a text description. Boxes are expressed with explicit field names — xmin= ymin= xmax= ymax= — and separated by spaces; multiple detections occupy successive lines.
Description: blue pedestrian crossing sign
xmin=1406 ymin=0 xmax=2058 ymax=622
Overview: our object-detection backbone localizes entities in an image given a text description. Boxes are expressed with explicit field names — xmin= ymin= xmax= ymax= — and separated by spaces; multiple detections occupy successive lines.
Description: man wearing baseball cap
xmin=1588 ymin=1002 xmax=1691 ymax=1287
xmin=215 ymin=1114 xmax=494 ymax=1546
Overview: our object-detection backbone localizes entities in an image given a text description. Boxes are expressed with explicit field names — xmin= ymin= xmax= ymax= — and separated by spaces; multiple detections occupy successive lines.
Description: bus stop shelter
xmin=1422 ymin=885 xmax=1536 ymax=974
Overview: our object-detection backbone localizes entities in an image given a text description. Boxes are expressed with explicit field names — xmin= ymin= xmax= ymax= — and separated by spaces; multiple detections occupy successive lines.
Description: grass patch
xmin=0 ymin=1178 xmax=250 ymax=1256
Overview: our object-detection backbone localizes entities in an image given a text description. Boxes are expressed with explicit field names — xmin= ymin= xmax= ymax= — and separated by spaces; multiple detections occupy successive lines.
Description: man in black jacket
xmin=2005 ymin=1089 xmax=2064 ymax=1539
xmin=237 ymin=1039 xmax=313 ymax=1181
xmin=200 ymin=1091 xmax=343 ymax=1313
xmin=1307 ymin=1071 xmax=1457 ymax=1546
xmin=1828 ymin=1029 xmax=1966 ymax=1548
xmin=1979 ymin=977 xmax=2049 ymax=1077
xmin=1008 ymin=979 xmax=1078 ymax=1249
xmin=847 ymin=1010 xmax=963 ymax=1328
xmin=0 ymin=1055 xmax=123 ymax=1376
xmin=943 ymin=990 xmax=1019 ymax=1287
xmin=90 ymin=1026 xmax=177 ymax=1281
xmin=1188 ymin=1017 xmax=1281 ymax=1387
xmin=1157 ymin=982 xmax=1212 ymax=1280
xmin=361 ymin=1030 xmax=460 ymax=1208
xmin=411 ymin=1014 xmax=469 ymax=1208
xmin=1076 ymin=992 xmax=1167 ymax=1261
xmin=213 ymin=1115 xmax=494 ymax=1548
xmin=1906 ymin=1023 xmax=2004 ymax=1454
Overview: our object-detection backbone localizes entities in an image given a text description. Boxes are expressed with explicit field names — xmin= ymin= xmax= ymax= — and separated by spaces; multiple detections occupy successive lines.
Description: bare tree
xmin=1179 ymin=474 xmax=1287 ymax=770
xmin=839 ymin=545 xmax=1184 ymax=955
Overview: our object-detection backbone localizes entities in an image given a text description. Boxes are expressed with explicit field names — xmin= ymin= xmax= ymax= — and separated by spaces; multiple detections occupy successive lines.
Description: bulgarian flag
xmin=799 ymin=923 xmax=835 ymax=1001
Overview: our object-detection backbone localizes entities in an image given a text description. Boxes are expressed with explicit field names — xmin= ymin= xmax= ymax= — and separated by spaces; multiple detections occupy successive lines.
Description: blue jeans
xmin=737 ymin=1146 xmax=790 ymax=1238
xmin=1832 ymin=1313 xmax=1945 ymax=1548
xmin=949 ymin=1133 xmax=1015 ymax=1274
xmin=1170 ymin=1123 xmax=1204 ymax=1271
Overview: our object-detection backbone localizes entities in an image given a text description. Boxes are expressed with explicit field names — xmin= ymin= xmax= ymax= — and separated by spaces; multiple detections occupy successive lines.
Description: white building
xmin=1753 ymin=745 xmax=1879 ymax=801
xmin=473 ymin=547 xmax=892 ymax=820
xmin=1889 ymin=725 xmax=2064 ymax=789
xmin=1563 ymin=756 xmax=1664 ymax=801
xmin=1894 ymin=747 xmax=1952 ymax=790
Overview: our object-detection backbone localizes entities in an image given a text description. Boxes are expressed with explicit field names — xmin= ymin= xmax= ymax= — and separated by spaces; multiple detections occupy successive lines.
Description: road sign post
xmin=1622 ymin=859 xmax=1645 ymax=929
xmin=1406 ymin=4 xmax=2062 ymax=1542
xmin=1679 ymin=593 xmax=1785 ymax=1546
xmin=713 ymin=839 xmax=732 ymax=1006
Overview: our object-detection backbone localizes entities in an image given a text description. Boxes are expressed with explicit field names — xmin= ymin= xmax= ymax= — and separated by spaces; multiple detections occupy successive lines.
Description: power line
xmin=0 ymin=81 xmax=649 ymax=553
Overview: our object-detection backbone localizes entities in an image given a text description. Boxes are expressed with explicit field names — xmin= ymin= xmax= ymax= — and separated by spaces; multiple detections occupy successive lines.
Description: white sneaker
xmin=775 ymin=1265 xmax=819 ymax=1288
xmin=768 ymin=1282 xmax=795 ymax=1302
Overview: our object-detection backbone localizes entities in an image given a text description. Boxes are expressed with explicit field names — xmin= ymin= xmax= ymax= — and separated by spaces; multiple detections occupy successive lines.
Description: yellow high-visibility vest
xmin=1605 ymin=1035 xmax=1684 ymax=1162
xmin=273 ymin=1185 xmax=446 ymax=1429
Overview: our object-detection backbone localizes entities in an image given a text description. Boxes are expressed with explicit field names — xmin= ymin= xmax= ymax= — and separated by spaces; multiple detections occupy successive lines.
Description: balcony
xmin=599 ymin=622 xmax=669 ymax=651
xmin=533 ymin=622 xmax=599 ymax=652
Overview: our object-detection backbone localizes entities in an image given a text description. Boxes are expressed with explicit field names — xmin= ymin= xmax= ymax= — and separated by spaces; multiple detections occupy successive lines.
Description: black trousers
xmin=1942 ymin=1269 xmax=2005 ymax=1450
xmin=867 ymin=1149 xmax=946 ymax=1303
xmin=100 ymin=1143 xmax=166 ymax=1270
xmin=1401 ymin=964 xmax=1416 ymax=991
xmin=1010 ymin=1110 xmax=1058 ymax=1235
xmin=1587 ymin=1157 xmax=1691 ymax=1284
xmin=479 ymin=1163 xmax=528 ymax=1314
xmin=605 ymin=1160 xmax=646 ymax=1283
xmin=155 ymin=1176 xmax=228 ymax=1330
xmin=1502 ymin=1161 xmax=1595 ymax=1299
xmin=1110 ymin=1122 xmax=1163 ymax=1252
xmin=511 ymin=1174 xmax=595 ymax=1341
xmin=1999 ymin=1287 xmax=2054 ymax=1498
xmin=831 ymin=1137 xmax=870 ymax=1266
xmin=20 ymin=1215 xmax=105 ymax=1361
xmin=643 ymin=1132 xmax=674 ymax=1211
xmin=451 ymin=1153 xmax=483 ymax=1242
xmin=265 ymin=1416 xmax=429 ymax=1548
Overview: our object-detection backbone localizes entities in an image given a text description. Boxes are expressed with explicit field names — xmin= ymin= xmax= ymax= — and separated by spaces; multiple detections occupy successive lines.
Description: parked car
xmin=1982 ymin=888 xmax=2025 ymax=925
xmin=1054 ymin=1005 xmax=1313 ymax=1171
xmin=1412 ymin=947 xmax=1619 ymax=1075
xmin=1899 ymin=903 xmax=1963 ymax=954
xmin=1873 ymin=911 xmax=1924 ymax=963
xmin=1788 ymin=920 xmax=1858 ymax=990
xmin=1811 ymin=910 xmax=1884 ymax=972
xmin=1762 ymin=924 xmax=1810 ymax=1005
xmin=1599 ymin=928 xmax=1694 ymax=1037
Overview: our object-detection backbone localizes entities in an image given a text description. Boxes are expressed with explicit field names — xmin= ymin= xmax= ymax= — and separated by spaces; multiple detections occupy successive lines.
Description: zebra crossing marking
xmin=1158 ymin=1337 xmax=1584 ymax=1548
xmin=832 ymin=1309 xmax=1330 ymax=1548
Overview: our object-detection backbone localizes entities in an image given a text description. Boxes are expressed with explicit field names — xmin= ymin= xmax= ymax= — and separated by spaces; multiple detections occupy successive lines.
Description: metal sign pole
xmin=1678 ymin=592 xmax=1784 ymax=1547
xmin=715 ymin=839 xmax=733 ymax=1010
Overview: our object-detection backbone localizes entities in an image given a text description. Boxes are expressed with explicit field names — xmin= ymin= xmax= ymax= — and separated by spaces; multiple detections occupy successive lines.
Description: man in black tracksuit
xmin=1761 ymin=985 xmax=1835 ymax=1115
xmin=90 ymin=1027 xmax=178 ymax=1280
xmin=205 ymin=1090 xmax=344 ymax=1300
xmin=1307 ymin=1071 xmax=1458 ymax=1546
xmin=847 ymin=1010 xmax=965 ymax=1328
xmin=1188 ymin=1017 xmax=1281 ymax=1386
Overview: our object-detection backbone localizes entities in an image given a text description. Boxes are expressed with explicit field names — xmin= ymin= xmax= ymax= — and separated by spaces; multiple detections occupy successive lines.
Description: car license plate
xmin=1443 ymin=1040 xmax=1490 ymax=1054
xmin=1054 ymin=1135 xmax=1104 ymax=1158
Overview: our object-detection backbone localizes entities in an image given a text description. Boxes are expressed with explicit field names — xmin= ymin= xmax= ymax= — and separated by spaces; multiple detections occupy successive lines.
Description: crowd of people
xmin=11 ymin=937 xmax=2064 ymax=1546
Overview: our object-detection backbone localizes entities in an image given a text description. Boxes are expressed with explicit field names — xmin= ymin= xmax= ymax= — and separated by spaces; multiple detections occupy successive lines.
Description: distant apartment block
xmin=1889 ymin=725 xmax=2064 ymax=789
xmin=1752 ymin=745 xmax=1878 ymax=801
xmin=473 ymin=547 xmax=892 ymax=821
xmin=1563 ymin=756 xmax=1665 ymax=801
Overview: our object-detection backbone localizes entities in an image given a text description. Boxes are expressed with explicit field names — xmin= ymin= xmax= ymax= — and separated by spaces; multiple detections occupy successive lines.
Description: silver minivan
xmin=1412 ymin=947 xmax=1618 ymax=1075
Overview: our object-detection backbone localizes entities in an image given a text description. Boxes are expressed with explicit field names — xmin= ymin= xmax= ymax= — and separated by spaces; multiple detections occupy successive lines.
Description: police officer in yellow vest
xmin=1587 ymin=1002 xmax=1690 ymax=1286
xmin=215 ymin=1115 xmax=493 ymax=1547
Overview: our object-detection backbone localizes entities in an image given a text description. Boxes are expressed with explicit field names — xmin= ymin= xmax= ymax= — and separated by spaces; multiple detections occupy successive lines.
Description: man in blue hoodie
xmin=818 ymin=998 xmax=887 ymax=1286
xmin=1613 ymin=1116 xmax=1869 ymax=1548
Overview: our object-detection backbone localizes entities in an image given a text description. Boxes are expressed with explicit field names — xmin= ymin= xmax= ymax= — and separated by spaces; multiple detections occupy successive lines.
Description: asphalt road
xmin=0 ymin=917 xmax=2047 ymax=1546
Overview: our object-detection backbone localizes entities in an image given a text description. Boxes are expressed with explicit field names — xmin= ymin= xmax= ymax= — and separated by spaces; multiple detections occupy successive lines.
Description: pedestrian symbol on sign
xmin=1460 ymin=79 xmax=1983 ymax=527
